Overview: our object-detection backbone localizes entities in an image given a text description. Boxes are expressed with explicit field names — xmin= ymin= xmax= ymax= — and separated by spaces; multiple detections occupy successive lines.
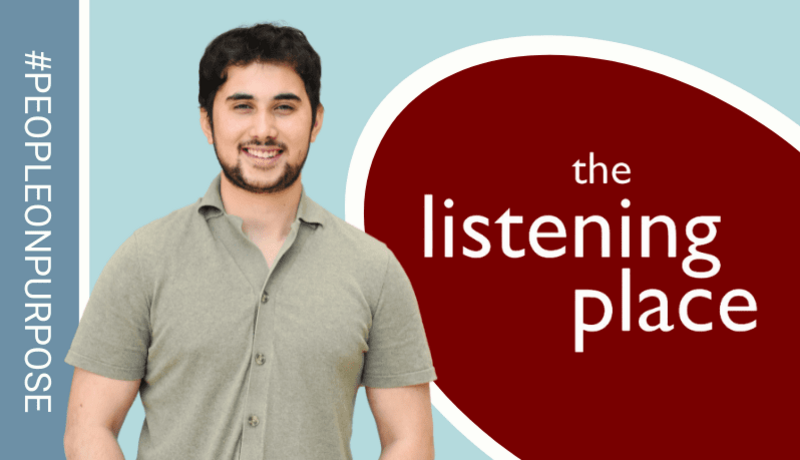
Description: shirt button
xmin=255 ymin=353 xmax=266 ymax=365
xmin=261 ymin=291 xmax=269 ymax=303
xmin=248 ymin=415 xmax=259 ymax=427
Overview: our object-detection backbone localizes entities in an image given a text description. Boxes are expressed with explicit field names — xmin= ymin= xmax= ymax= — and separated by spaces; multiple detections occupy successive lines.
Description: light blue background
xmin=89 ymin=1 xmax=800 ymax=458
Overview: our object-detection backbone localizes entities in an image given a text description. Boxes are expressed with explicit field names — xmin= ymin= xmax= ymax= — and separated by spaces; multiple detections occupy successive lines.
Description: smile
xmin=242 ymin=147 xmax=283 ymax=159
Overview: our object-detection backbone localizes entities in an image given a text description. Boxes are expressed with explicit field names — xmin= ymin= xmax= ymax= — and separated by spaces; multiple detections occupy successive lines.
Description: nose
xmin=249 ymin=109 xmax=278 ymax=140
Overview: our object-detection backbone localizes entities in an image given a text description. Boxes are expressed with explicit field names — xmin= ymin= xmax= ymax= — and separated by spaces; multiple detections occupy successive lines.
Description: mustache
xmin=240 ymin=139 xmax=287 ymax=150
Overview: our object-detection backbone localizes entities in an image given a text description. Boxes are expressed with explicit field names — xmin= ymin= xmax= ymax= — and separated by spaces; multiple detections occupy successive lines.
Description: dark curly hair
xmin=199 ymin=23 xmax=322 ymax=126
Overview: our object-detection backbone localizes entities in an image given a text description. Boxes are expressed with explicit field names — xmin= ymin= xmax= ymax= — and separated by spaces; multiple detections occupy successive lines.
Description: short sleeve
xmin=65 ymin=232 xmax=151 ymax=381
xmin=361 ymin=250 xmax=437 ymax=388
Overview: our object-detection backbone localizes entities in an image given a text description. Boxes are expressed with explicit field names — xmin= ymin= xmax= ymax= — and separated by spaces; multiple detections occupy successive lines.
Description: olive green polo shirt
xmin=65 ymin=175 xmax=436 ymax=460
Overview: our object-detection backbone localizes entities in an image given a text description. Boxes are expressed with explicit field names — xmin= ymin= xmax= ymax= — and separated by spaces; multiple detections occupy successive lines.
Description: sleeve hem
xmin=65 ymin=350 xmax=145 ymax=381
xmin=362 ymin=367 xmax=437 ymax=389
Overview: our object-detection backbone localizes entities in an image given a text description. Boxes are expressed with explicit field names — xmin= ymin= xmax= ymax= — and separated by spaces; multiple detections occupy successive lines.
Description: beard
xmin=213 ymin=139 xmax=310 ymax=195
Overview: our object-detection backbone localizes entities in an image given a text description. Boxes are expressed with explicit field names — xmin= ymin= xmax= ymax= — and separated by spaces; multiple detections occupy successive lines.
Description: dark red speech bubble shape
xmin=357 ymin=49 xmax=798 ymax=459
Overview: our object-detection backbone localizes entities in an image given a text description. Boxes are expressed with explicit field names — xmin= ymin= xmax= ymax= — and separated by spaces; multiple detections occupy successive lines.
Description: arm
xmin=366 ymin=383 xmax=435 ymax=460
xmin=64 ymin=367 xmax=141 ymax=460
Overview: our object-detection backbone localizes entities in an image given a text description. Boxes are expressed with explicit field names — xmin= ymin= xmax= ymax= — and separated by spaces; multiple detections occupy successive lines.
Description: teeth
xmin=245 ymin=148 xmax=280 ymax=159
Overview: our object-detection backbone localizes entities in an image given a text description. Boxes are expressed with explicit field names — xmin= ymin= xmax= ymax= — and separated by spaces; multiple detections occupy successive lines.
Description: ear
xmin=310 ymin=104 xmax=325 ymax=143
xmin=200 ymin=108 xmax=214 ymax=145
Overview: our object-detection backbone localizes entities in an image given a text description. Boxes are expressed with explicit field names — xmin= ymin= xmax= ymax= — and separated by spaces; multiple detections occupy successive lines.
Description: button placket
xmin=240 ymin=225 xmax=303 ymax=459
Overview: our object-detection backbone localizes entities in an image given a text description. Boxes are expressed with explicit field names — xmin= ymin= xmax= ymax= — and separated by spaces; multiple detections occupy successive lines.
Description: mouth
xmin=241 ymin=146 xmax=284 ymax=160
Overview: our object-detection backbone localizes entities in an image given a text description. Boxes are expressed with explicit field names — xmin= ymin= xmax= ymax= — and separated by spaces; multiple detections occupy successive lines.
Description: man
xmin=64 ymin=23 xmax=436 ymax=460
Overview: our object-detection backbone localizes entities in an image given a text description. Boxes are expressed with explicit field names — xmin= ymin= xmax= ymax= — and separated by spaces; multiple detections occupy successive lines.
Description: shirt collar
xmin=198 ymin=174 xmax=325 ymax=227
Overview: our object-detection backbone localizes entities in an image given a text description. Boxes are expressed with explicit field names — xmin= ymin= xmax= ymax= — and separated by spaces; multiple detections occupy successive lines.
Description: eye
xmin=234 ymin=103 xmax=252 ymax=110
xmin=275 ymin=104 xmax=294 ymax=112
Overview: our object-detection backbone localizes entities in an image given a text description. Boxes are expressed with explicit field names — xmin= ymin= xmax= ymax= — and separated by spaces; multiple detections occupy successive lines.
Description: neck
xmin=219 ymin=173 xmax=303 ymax=241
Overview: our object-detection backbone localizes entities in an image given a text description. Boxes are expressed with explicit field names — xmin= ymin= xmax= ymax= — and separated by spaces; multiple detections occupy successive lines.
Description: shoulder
xmin=301 ymin=198 xmax=400 ymax=307
xmin=115 ymin=199 xmax=211 ymax=274
xmin=132 ymin=199 xmax=205 ymax=243
xmin=308 ymin=197 xmax=392 ymax=268
xmin=127 ymin=199 xmax=211 ymax=252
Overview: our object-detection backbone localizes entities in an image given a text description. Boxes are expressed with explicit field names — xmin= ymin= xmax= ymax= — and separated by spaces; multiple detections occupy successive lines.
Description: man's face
xmin=201 ymin=62 xmax=323 ymax=194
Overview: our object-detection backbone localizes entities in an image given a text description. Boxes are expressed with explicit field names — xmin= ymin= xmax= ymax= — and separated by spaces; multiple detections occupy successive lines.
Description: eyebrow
xmin=274 ymin=93 xmax=302 ymax=102
xmin=226 ymin=93 xmax=253 ymax=101
xmin=225 ymin=92 xmax=302 ymax=102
